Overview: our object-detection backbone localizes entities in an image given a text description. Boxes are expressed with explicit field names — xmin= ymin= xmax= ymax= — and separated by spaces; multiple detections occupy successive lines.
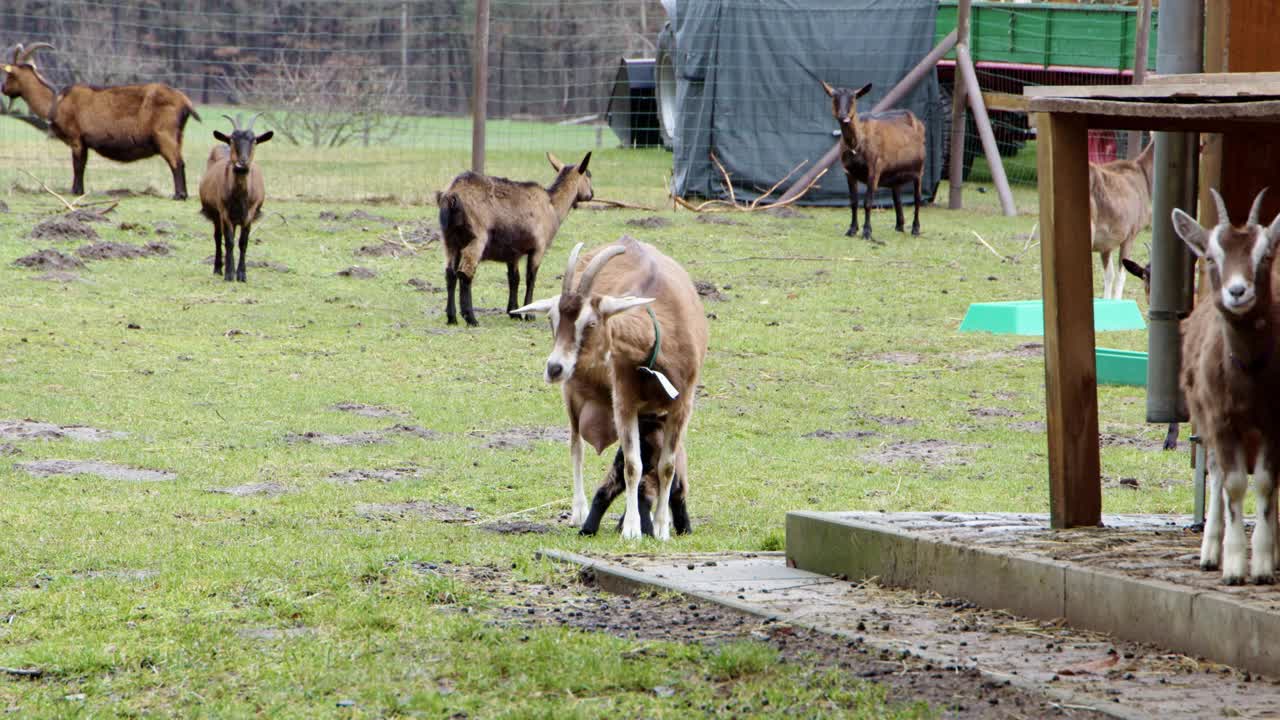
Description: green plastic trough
xmin=959 ymin=299 xmax=1146 ymax=335
xmin=1096 ymin=348 xmax=1147 ymax=387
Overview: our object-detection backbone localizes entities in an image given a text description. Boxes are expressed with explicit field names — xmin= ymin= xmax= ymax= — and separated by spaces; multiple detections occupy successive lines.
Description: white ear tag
xmin=638 ymin=366 xmax=679 ymax=399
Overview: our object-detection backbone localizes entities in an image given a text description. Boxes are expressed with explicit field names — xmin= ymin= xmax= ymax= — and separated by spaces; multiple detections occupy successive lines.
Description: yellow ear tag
xmin=2 ymin=65 xmax=11 ymax=73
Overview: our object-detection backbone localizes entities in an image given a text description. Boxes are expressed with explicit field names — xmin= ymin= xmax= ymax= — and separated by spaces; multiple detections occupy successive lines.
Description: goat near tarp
xmin=667 ymin=0 xmax=943 ymax=207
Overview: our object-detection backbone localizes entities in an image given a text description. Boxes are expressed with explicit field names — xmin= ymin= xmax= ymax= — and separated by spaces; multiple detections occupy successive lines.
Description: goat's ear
xmin=1171 ymin=208 xmax=1208 ymax=257
xmin=255 ymin=130 xmax=273 ymax=145
xmin=512 ymin=296 xmax=559 ymax=316
xmin=547 ymin=152 xmax=564 ymax=172
xmin=597 ymin=295 xmax=654 ymax=319
xmin=820 ymin=80 xmax=836 ymax=97
xmin=577 ymin=152 xmax=591 ymax=174
xmin=1121 ymin=258 xmax=1148 ymax=281
xmin=213 ymin=130 xmax=230 ymax=144
xmin=855 ymin=83 xmax=872 ymax=99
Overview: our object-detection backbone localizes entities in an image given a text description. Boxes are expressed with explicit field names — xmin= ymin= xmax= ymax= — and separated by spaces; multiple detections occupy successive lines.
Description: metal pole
xmin=401 ymin=2 xmax=410 ymax=93
xmin=1147 ymin=1 xmax=1202 ymax=504
xmin=956 ymin=45 xmax=1016 ymax=216
xmin=779 ymin=30 xmax=958 ymax=203
xmin=471 ymin=0 xmax=491 ymax=173
xmin=948 ymin=0 xmax=971 ymax=209
xmin=1126 ymin=0 xmax=1153 ymax=159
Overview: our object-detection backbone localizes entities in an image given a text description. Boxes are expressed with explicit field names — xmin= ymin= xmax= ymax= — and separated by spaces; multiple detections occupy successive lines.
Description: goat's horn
xmin=1210 ymin=188 xmax=1231 ymax=227
xmin=221 ymin=114 xmax=240 ymax=131
xmin=577 ymin=244 xmax=627 ymax=296
xmin=245 ymin=112 xmax=264 ymax=132
xmin=562 ymin=242 xmax=584 ymax=295
xmin=19 ymin=42 xmax=53 ymax=63
xmin=10 ymin=44 xmax=21 ymax=64
xmin=1248 ymin=187 xmax=1270 ymax=227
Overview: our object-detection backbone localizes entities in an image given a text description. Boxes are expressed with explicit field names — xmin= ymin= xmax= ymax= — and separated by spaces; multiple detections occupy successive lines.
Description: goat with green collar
xmin=515 ymin=237 xmax=708 ymax=540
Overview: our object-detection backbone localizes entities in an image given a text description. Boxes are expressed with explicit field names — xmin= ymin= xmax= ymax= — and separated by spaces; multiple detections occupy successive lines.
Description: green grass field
xmin=0 ymin=122 xmax=1184 ymax=717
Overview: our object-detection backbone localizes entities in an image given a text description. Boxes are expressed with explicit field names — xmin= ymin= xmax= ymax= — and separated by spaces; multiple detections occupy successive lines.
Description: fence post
xmin=1126 ymin=0 xmax=1153 ymax=159
xmin=471 ymin=0 xmax=491 ymax=173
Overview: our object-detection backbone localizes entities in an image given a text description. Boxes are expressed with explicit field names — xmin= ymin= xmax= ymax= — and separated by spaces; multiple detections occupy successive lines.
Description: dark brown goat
xmin=436 ymin=152 xmax=593 ymax=326
xmin=198 ymin=115 xmax=272 ymax=282
xmin=822 ymin=81 xmax=926 ymax=242
xmin=2 ymin=43 xmax=200 ymax=199
xmin=579 ymin=416 xmax=690 ymax=537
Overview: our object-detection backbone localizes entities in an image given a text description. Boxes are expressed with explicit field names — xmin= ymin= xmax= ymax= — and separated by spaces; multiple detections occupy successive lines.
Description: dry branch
xmin=673 ymin=155 xmax=827 ymax=214
xmin=581 ymin=197 xmax=657 ymax=212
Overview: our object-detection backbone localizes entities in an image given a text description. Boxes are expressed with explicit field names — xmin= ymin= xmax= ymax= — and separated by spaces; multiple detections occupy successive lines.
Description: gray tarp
xmin=671 ymin=0 xmax=943 ymax=207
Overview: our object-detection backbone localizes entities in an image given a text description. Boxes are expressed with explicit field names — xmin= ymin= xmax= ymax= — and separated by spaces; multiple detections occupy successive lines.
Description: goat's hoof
xmin=1253 ymin=573 xmax=1276 ymax=585
xmin=465 ymin=319 xmax=480 ymax=328
xmin=1200 ymin=560 xmax=1219 ymax=571
xmin=446 ymin=317 xmax=457 ymax=326
xmin=578 ymin=527 xmax=598 ymax=537
xmin=173 ymin=193 xmax=187 ymax=201
xmin=844 ymin=227 xmax=858 ymax=237
xmin=1223 ymin=574 xmax=1246 ymax=586
xmin=911 ymin=227 xmax=921 ymax=237
xmin=1163 ymin=440 xmax=1178 ymax=451
xmin=895 ymin=224 xmax=905 ymax=233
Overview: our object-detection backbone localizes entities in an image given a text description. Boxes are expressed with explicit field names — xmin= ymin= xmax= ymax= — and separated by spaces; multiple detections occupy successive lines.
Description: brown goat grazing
xmin=1090 ymin=140 xmax=1155 ymax=299
xmin=1 ymin=43 xmax=201 ymax=199
xmin=1173 ymin=188 xmax=1280 ymax=585
xmin=515 ymin=237 xmax=708 ymax=540
xmin=821 ymin=81 xmax=925 ymax=242
xmin=198 ymin=115 xmax=272 ymax=282
xmin=436 ymin=152 xmax=594 ymax=326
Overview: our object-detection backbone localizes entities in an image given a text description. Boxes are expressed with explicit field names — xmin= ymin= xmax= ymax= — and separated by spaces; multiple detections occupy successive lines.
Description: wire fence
xmin=0 ymin=0 xmax=1152 ymax=204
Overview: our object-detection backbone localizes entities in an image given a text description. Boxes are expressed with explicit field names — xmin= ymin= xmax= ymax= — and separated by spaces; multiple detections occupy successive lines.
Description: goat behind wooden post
xmin=2 ymin=42 xmax=201 ymax=200
xmin=436 ymin=152 xmax=593 ymax=327
xmin=1173 ymin=188 xmax=1280 ymax=585
xmin=1090 ymin=139 xmax=1155 ymax=299
xmin=821 ymin=80 xmax=926 ymax=243
xmin=198 ymin=114 xmax=272 ymax=282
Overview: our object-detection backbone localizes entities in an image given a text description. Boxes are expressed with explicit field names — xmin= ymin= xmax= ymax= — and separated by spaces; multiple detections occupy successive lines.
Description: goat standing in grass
xmin=515 ymin=238 xmax=707 ymax=540
xmin=199 ymin=115 xmax=272 ymax=282
xmin=1090 ymin=140 xmax=1155 ymax=299
xmin=1173 ymin=188 xmax=1280 ymax=585
xmin=821 ymin=81 xmax=925 ymax=243
xmin=437 ymin=152 xmax=593 ymax=327
xmin=1 ymin=42 xmax=200 ymax=199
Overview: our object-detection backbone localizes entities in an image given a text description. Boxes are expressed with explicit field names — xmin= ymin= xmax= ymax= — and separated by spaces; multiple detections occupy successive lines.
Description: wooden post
xmin=948 ymin=0 xmax=971 ymax=209
xmin=956 ymin=45 xmax=1016 ymax=216
xmin=471 ymin=0 xmax=491 ymax=173
xmin=1037 ymin=111 xmax=1101 ymax=529
xmin=778 ymin=30 xmax=958 ymax=203
xmin=401 ymin=1 xmax=410 ymax=93
xmin=1126 ymin=0 xmax=1153 ymax=159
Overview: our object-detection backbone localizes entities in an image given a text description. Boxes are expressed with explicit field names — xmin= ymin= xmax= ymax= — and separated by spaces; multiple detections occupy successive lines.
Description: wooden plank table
xmin=1027 ymin=74 xmax=1280 ymax=529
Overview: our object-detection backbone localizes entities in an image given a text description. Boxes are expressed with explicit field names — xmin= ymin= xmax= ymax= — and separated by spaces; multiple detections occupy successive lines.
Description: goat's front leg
xmin=1200 ymin=448 xmax=1224 ymax=571
xmin=1251 ymin=450 xmax=1277 ymax=583
xmin=615 ymin=410 xmax=644 ymax=540
xmin=863 ymin=170 xmax=882 ymax=243
xmin=1220 ymin=449 xmax=1250 ymax=585
xmin=70 ymin=145 xmax=88 ymax=196
xmin=911 ymin=175 xmax=922 ymax=236
xmin=212 ymin=222 xmax=224 ymax=275
xmin=519 ymin=251 xmax=541 ymax=321
xmin=1099 ymin=250 xmax=1113 ymax=300
xmin=236 ymin=225 xmax=250 ymax=282
xmin=1163 ymin=422 xmax=1178 ymax=451
xmin=458 ymin=246 xmax=481 ymax=327
xmin=444 ymin=259 xmax=459 ymax=325
xmin=569 ymin=428 xmax=588 ymax=527
xmin=844 ymin=168 xmax=859 ymax=237
xmin=891 ymin=185 xmax=905 ymax=233
xmin=222 ymin=222 xmax=236 ymax=282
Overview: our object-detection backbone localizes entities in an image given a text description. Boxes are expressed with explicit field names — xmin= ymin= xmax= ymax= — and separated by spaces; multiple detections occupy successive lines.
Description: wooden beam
xmin=1037 ymin=111 xmax=1101 ymax=530
xmin=1126 ymin=0 xmax=1152 ymax=159
xmin=1146 ymin=71 xmax=1280 ymax=86
xmin=948 ymin=0 xmax=971 ymax=210
xmin=1028 ymin=97 xmax=1280 ymax=124
xmin=1026 ymin=81 xmax=1280 ymax=100
xmin=980 ymin=91 xmax=1030 ymax=113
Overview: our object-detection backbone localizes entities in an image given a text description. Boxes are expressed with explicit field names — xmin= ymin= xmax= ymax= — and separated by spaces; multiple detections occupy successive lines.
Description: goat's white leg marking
xmin=1221 ymin=448 xmax=1250 ymax=584
xmin=1201 ymin=449 xmax=1224 ymax=570
xmin=569 ymin=431 xmax=587 ymax=526
xmin=1100 ymin=250 xmax=1113 ymax=300
xmin=652 ymin=415 xmax=688 ymax=541
xmin=617 ymin=414 xmax=643 ymax=540
xmin=1251 ymin=451 xmax=1277 ymax=583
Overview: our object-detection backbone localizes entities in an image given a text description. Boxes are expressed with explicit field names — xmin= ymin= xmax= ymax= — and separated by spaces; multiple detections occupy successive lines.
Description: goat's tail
xmin=438 ymin=191 xmax=464 ymax=231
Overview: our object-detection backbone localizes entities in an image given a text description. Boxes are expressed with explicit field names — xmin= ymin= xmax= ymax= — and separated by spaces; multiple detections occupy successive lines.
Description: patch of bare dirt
xmin=625 ymin=216 xmax=671 ymax=229
xmin=0 ymin=419 xmax=125 ymax=442
xmin=248 ymin=259 xmax=291 ymax=273
xmin=0 ymin=443 xmax=20 ymax=456
xmin=207 ymin=482 xmax=289 ymax=497
xmin=331 ymin=402 xmax=407 ymax=418
xmin=81 ymin=569 xmax=157 ymax=581
xmin=13 ymin=249 xmax=85 ymax=271
xmin=407 ymin=277 xmax=442 ymax=293
xmin=968 ymin=407 xmax=1019 ymax=418
xmin=355 ymin=501 xmax=479 ymax=522
xmin=285 ymin=430 xmax=387 ymax=446
xmin=64 ymin=209 xmax=110 ymax=224
xmin=695 ymin=214 xmax=744 ymax=226
xmin=469 ymin=426 xmax=569 ymax=450
xmin=480 ymin=521 xmax=553 ymax=535
xmin=764 ymin=206 xmax=807 ymax=219
xmin=860 ymin=439 xmax=976 ymax=467
xmin=76 ymin=241 xmax=170 ymax=261
xmin=336 ymin=266 xmax=377 ymax=279
xmin=328 ymin=466 xmax=423 ymax=484
xmin=694 ymin=280 xmax=726 ymax=302
xmin=355 ymin=240 xmax=415 ymax=257
xmin=237 ymin=626 xmax=312 ymax=641
xmin=30 ymin=215 xmax=99 ymax=242
xmin=34 ymin=271 xmax=81 ymax=282
xmin=869 ymin=351 xmax=922 ymax=365
xmin=862 ymin=414 xmax=917 ymax=427
xmin=1010 ymin=421 xmax=1046 ymax=433
xmin=18 ymin=459 xmax=174 ymax=482
xmin=803 ymin=429 xmax=877 ymax=441
xmin=1100 ymin=432 xmax=1164 ymax=452
xmin=0 ymin=200 xmax=8 ymax=213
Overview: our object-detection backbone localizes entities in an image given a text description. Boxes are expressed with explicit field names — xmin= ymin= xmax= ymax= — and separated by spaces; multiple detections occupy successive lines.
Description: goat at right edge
xmin=1173 ymin=188 xmax=1280 ymax=585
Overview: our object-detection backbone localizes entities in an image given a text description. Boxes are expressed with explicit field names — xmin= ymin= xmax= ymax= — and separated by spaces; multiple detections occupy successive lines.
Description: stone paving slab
xmin=543 ymin=549 xmax=1280 ymax=720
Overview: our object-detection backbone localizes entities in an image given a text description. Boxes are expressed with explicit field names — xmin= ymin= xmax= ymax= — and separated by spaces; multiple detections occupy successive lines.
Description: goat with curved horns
xmin=514 ymin=237 xmax=708 ymax=540
xmin=1 ymin=42 xmax=201 ymax=199
xmin=1174 ymin=187 xmax=1280 ymax=584
xmin=198 ymin=114 xmax=272 ymax=282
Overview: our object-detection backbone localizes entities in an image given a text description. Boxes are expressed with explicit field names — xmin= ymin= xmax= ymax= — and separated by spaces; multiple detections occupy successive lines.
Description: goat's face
xmin=213 ymin=129 xmax=273 ymax=175
xmin=821 ymin=80 xmax=871 ymax=127
xmin=1 ymin=64 xmax=30 ymax=101
xmin=1121 ymin=259 xmax=1152 ymax=301
xmin=548 ymin=151 xmax=594 ymax=206
xmin=1173 ymin=188 xmax=1280 ymax=317
xmin=513 ymin=242 xmax=652 ymax=384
